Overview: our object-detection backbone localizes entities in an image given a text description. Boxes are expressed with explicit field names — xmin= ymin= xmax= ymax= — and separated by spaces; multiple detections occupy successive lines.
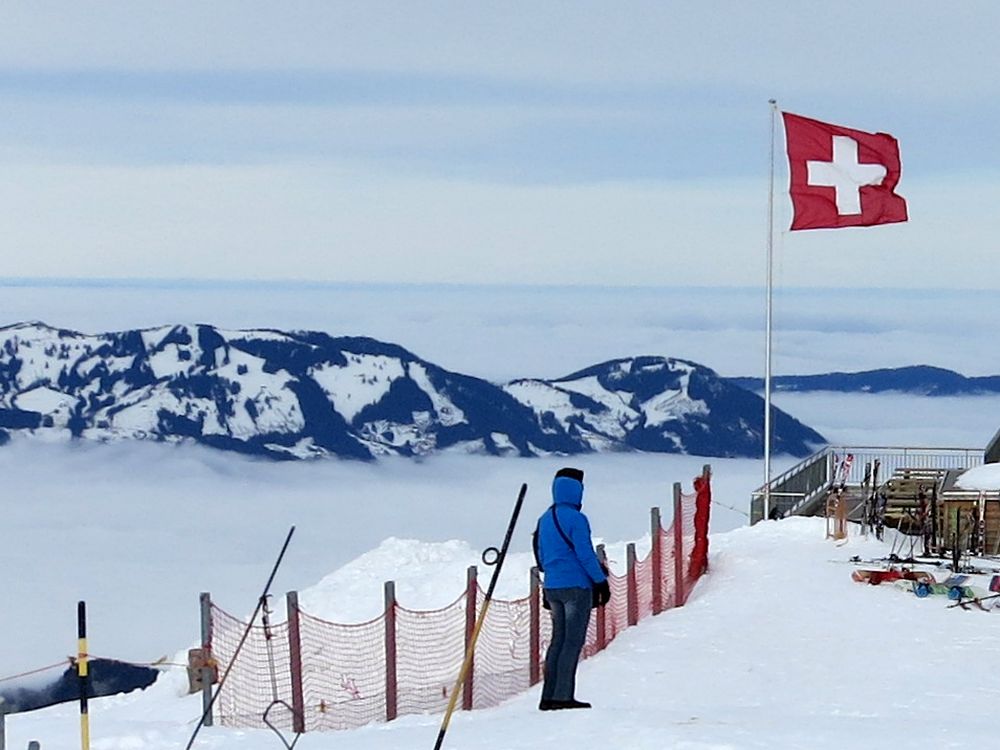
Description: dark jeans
xmin=541 ymin=587 xmax=592 ymax=702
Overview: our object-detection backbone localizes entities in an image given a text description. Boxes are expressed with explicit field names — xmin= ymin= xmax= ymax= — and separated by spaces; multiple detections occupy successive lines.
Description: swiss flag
xmin=782 ymin=112 xmax=907 ymax=231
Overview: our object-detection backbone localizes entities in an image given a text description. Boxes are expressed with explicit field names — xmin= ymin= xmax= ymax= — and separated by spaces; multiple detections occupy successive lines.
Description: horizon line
xmin=0 ymin=276 xmax=989 ymax=296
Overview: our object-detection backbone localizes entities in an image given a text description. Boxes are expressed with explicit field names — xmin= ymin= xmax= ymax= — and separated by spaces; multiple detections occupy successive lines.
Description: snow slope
xmin=5 ymin=517 xmax=999 ymax=750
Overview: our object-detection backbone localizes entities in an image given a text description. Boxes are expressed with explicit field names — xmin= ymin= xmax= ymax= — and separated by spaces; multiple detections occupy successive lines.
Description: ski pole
xmin=185 ymin=526 xmax=296 ymax=750
xmin=432 ymin=483 xmax=527 ymax=750
xmin=947 ymin=592 xmax=1000 ymax=610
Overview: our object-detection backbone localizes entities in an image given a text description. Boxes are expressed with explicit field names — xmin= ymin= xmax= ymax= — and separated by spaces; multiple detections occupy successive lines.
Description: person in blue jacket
xmin=534 ymin=467 xmax=610 ymax=710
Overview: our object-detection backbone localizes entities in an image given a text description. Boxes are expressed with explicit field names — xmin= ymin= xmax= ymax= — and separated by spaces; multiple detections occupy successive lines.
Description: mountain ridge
xmin=0 ymin=321 xmax=822 ymax=460
xmin=729 ymin=365 xmax=1000 ymax=396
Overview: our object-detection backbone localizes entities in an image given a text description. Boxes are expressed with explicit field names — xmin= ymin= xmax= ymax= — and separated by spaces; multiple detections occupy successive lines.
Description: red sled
xmin=852 ymin=569 xmax=935 ymax=586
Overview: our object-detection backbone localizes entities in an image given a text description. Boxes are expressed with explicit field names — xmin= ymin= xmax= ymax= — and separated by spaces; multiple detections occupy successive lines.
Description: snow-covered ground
xmin=7 ymin=515 xmax=1000 ymax=750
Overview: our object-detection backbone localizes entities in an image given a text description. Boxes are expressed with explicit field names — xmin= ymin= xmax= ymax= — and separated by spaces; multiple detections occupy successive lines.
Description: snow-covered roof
xmin=954 ymin=462 xmax=1000 ymax=491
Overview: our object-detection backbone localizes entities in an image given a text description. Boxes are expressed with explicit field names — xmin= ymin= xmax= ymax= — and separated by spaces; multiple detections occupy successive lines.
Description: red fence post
xmin=529 ymin=566 xmax=541 ymax=685
xmin=595 ymin=544 xmax=608 ymax=651
xmin=626 ymin=543 xmax=638 ymax=627
xmin=463 ymin=566 xmax=477 ymax=711
xmin=383 ymin=581 xmax=397 ymax=722
xmin=673 ymin=482 xmax=686 ymax=607
xmin=286 ymin=591 xmax=306 ymax=734
xmin=650 ymin=508 xmax=663 ymax=615
xmin=696 ymin=465 xmax=713 ymax=575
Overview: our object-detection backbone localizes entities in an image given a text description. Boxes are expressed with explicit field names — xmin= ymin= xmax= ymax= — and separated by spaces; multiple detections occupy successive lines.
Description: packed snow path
xmin=7 ymin=517 xmax=1000 ymax=749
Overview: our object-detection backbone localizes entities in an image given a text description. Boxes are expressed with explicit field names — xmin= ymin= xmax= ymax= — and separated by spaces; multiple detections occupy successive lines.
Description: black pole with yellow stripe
xmin=77 ymin=600 xmax=90 ymax=750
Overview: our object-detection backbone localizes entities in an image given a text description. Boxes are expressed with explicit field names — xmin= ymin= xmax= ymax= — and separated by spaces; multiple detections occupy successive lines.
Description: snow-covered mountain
xmin=505 ymin=356 xmax=822 ymax=457
xmin=0 ymin=322 xmax=822 ymax=459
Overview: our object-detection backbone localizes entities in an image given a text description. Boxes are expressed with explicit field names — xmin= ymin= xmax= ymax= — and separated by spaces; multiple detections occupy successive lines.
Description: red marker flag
xmin=782 ymin=112 xmax=907 ymax=231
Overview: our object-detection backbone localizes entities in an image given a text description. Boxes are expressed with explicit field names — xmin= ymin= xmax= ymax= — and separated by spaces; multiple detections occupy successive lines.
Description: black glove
xmin=594 ymin=579 xmax=611 ymax=607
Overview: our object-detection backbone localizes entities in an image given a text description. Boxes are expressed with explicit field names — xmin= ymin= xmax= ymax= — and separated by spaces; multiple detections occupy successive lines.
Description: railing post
xmin=286 ymin=591 xmax=306 ymax=734
xmin=529 ymin=566 xmax=541 ymax=686
xmin=199 ymin=592 xmax=214 ymax=727
xmin=650 ymin=508 xmax=663 ymax=615
xmin=383 ymin=581 xmax=397 ymax=722
xmin=626 ymin=543 xmax=638 ymax=627
xmin=673 ymin=482 xmax=686 ymax=607
xmin=595 ymin=545 xmax=608 ymax=650
xmin=463 ymin=566 xmax=477 ymax=711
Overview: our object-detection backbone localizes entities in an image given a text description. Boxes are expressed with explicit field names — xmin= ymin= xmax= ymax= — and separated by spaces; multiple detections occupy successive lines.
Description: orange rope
xmin=0 ymin=659 xmax=73 ymax=684
xmin=0 ymin=654 xmax=187 ymax=685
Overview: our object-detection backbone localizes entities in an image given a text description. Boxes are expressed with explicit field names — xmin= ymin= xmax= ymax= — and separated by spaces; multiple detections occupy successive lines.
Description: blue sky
xmin=1 ymin=1 xmax=998 ymax=287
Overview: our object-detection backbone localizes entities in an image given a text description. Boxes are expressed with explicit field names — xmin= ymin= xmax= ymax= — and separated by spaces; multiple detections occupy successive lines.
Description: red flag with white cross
xmin=782 ymin=112 xmax=908 ymax=231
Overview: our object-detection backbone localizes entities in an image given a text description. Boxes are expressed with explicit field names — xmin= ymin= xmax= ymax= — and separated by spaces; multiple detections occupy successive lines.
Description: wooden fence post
xmin=286 ymin=591 xmax=306 ymax=734
xmin=463 ymin=566 xmax=477 ymax=711
xmin=626 ymin=543 xmax=638 ymax=627
xmin=595 ymin=544 xmax=608 ymax=650
xmin=529 ymin=567 xmax=541 ymax=686
xmin=384 ymin=581 xmax=398 ymax=722
xmin=673 ymin=482 xmax=686 ymax=607
xmin=650 ymin=508 xmax=663 ymax=615
xmin=199 ymin=592 xmax=214 ymax=727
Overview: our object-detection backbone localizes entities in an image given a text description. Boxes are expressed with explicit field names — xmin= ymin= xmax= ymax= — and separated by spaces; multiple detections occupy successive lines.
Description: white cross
xmin=806 ymin=135 xmax=887 ymax=215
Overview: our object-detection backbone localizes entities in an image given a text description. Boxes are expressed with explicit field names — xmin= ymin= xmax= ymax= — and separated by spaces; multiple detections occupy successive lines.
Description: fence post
xmin=595 ymin=545 xmax=608 ymax=650
xmin=698 ymin=465 xmax=712 ymax=575
xmin=0 ymin=708 xmax=5 ymax=750
xmin=673 ymin=482 xmax=686 ymax=607
xmin=626 ymin=543 xmax=638 ymax=627
xmin=286 ymin=591 xmax=306 ymax=734
xmin=463 ymin=566 xmax=477 ymax=711
xmin=529 ymin=567 xmax=541 ymax=686
xmin=199 ymin=592 xmax=214 ymax=727
xmin=384 ymin=581 xmax=397 ymax=722
xmin=650 ymin=508 xmax=663 ymax=615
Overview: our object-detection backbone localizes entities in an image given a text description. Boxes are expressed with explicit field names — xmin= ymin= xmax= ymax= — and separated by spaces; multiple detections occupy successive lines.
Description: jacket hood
xmin=552 ymin=475 xmax=583 ymax=508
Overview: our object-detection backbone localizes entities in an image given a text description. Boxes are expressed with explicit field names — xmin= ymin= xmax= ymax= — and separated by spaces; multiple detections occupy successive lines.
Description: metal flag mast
xmin=764 ymin=99 xmax=778 ymax=520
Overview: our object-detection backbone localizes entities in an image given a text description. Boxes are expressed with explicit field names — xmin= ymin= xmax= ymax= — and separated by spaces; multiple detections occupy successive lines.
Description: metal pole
xmin=185 ymin=526 xmax=296 ymax=750
xmin=0 ymin=707 xmax=5 ymax=750
xmin=764 ymin=98 xmax=779 ymax=521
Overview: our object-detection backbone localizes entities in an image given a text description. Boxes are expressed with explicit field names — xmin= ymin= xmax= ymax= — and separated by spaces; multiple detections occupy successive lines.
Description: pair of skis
xmin=832 ymin=452 xmax=854 ymax=488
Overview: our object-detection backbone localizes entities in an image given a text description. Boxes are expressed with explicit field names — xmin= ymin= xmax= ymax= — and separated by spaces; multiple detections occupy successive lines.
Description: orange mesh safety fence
xmin=210 ymin=606 xmax=293 ymax=729
xmin=208 ymin=472 xmax=711 ymax=732
xmin=297 ymin=611 xmax=385 ymax=730
xmin=395 ymin=596 xmax=467 ymax=718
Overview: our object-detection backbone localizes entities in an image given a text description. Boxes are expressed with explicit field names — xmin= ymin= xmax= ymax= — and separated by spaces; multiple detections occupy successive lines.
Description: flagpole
xmin=764 ymin=99 xmax=778 ymax=521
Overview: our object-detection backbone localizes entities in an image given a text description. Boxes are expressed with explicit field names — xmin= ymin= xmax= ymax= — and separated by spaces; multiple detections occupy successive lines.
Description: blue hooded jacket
xmin=535 ymin=475 xmax=607 ymax=590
